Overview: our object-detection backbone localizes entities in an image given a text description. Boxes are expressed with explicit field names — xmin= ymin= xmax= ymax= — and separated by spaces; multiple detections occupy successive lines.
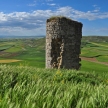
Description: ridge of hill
xmin=82 ymin=36 xmax=108 ymax=42
xmin=0 ymin=35 xmax=108 ymax=42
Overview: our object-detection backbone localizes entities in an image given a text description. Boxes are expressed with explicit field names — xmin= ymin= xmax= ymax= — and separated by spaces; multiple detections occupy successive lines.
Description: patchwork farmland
xmin=0 ymin=36 xmax=108 ymax=72
xmin=0 ymin=36 xmax=108 ymax=107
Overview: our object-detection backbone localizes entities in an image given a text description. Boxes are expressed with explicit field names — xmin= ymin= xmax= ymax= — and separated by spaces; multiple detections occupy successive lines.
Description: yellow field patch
xmin=0 ymin=59 xmax=22 ymax=63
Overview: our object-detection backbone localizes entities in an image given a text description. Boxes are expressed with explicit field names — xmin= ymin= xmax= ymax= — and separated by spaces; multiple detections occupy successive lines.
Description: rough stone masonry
xmin=46 ymin=16 xmax=83 ymax=70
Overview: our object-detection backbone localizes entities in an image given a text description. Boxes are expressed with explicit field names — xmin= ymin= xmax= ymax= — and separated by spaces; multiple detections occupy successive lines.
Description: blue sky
xmin=0 ymin=0 xmax=108 ymax=36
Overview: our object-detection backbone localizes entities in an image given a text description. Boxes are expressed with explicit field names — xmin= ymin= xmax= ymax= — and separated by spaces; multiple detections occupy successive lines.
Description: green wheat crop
xmin=0 ymin=65 xmax=108 ymax=108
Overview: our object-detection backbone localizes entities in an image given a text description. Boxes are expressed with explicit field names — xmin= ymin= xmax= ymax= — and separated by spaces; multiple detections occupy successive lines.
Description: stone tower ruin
xmin=46 ymin=16 xmax=83 ymax=70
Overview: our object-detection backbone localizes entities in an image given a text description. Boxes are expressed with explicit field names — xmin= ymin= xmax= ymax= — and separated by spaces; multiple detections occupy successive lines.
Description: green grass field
xmin=0 ymin=36 xmax=108 ymax=107
xmin=0 ymin=65 xmax=108 ymax=108
xmin=0 ymin=38 xmax=45 ymax=67
xmin=0 ymin=36 xmax=108 ymax=72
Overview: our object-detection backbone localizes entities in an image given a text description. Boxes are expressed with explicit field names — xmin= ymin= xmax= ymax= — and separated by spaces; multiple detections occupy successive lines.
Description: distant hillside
xmin=0 ymin=36 xmax=108 ymax=71
xmin=82 ymin=36 xmax=108 ymax=42
xmin=37 ymin=36 xmax=108 ymax=43
xmin=1 ymin=35 xmax=108 ymax=42
xmin=0 ymin=36 xmax=45 ymax=39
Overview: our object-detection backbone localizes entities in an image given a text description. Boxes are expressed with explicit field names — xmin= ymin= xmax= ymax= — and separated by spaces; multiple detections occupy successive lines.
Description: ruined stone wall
xmin=46 ymin=17 xmax=83 ymax=69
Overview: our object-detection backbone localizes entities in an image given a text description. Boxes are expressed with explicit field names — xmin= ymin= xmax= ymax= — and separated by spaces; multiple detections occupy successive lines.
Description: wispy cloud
xmin=27 ymin=0 xmax=37 ymax=6
xmin=0 ymin=6 xmax=108 ymax=35
xmin=92 ymin=5 xmax=100 ymax=12
xmin=93 ymin=5 xmax=97 ymax=7
xmin=47 ymin=3 xmax=56 ymax=6
xmin=1 ymin=6 xmax=108 ymax=26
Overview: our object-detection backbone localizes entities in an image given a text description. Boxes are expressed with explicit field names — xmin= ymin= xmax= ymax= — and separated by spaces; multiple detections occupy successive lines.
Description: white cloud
xmin=92 ymin=5 xmax=100 ymax=12
xmin=27 ymin=0 xmax=37 ymax=6
xmin=47 ymin=3 xmax=56 ymax=6
xmin=93 ymin=5 xmax=97 ymax=7
xmin=93 ymin=9 xmax=99 ymax=12
xmin=1 ymin=6 xmax=108 ymax=24
xmin=0 ymin=12 xmax=7 ymax=21
xmin=0 ymin=6 xmax=108 ymax=35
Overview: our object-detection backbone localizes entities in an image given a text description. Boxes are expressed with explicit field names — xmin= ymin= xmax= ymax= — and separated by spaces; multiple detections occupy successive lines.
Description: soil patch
xmin=81 ymin=57 xmax=108 ymax=66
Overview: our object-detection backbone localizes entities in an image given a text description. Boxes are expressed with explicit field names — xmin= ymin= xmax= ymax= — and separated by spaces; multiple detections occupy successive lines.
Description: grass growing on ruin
xmin=47 ymin=16 xmax=73 ymax=22
xmin=0 ymin=65 xmax=108 ymax=108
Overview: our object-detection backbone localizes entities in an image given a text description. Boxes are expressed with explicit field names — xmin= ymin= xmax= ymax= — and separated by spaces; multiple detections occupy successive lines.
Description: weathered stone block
xmin=46 ymin=16 xmax=83 ymax=70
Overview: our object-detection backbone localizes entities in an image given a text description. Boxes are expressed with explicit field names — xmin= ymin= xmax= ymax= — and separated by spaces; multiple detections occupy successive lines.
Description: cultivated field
xmin=0 ymin=36 xmax=108 ymax=72
xmin=0 ymin=36 xmax=108 ymax=107
xmin=0 ymin=38 xmax=45 ymax=67
xmin=80 ymin=36 xmax=108 ymax=72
